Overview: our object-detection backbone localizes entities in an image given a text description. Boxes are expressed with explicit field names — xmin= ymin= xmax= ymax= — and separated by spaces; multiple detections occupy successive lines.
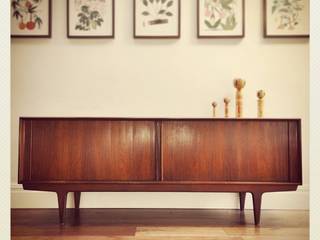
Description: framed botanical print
xmin=67 ymin=0 xmax=115 ymax=38
xmin=197 ymin=0 xmax=245 ymax=38
xmin=11 ymin=0 xmax=52 ymax=38
xmin=264 ymin=0 xmax=309 ymax=38
xmin=134 ymin=0 xmax=181 ymax=38
xmin=198 ymin=0 xmax=245 ymax=38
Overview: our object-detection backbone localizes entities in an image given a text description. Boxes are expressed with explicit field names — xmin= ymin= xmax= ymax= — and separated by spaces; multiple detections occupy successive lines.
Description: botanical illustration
xmin=11 ymin=0 xmax=45 ymax=31
xmin=271 ymin=0 xmax=305 ymax=30
xmin=74 ymin=0 xmax=105 ymax=31
xmin=203 ymin=0 xmax=238 ymax=31
xmin=141 ymin=0 xmax=174 ymax=26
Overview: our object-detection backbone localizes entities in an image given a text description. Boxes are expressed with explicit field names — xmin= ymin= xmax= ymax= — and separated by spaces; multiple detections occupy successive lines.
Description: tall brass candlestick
xmin=233 ymin=79 xmax=246 ymax=118
xmin=224 ymin=98 xmax=230 ymax=118
xmin=212 ymin=102 xmax=217 ymax=118
xmin=257 ymin=90 xmax=266 ymax=118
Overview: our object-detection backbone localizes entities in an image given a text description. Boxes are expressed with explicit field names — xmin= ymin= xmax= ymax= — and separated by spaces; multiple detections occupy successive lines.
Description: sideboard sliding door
xmin=161 ymin=120 xmax=290 ymax=182
xmin=25 ymin=119 xmax=156 ymax=181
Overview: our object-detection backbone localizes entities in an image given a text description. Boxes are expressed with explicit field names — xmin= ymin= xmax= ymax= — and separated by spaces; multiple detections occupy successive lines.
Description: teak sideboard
xmin=18 ymin=118 xmax=302 ymax=225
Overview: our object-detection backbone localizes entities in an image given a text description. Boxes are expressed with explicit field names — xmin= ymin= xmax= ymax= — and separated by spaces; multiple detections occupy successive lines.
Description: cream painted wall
xmin=11 ymin=0 xmax=309 ymax=209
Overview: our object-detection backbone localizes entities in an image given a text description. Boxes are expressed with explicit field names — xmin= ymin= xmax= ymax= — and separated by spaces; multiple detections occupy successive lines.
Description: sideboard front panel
xmin=162 ymin=120 xmax=289 ymax=182
xmin=28 ymin=119 xmax=156 ymax=181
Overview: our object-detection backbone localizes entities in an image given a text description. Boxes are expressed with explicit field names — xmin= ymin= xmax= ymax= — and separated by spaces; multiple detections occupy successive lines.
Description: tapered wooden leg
xmin=57 ymin=191 xmax=68 ymax=225
xmin=74 ymin=192 xmax=81 ymax=209
xmin=239 ymin=192 xmax=246 ymax=211
xmin=251 ymin=192 xmax=263 ymax=225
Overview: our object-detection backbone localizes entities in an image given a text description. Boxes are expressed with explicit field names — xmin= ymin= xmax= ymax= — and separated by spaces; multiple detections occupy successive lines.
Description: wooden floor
xmin=11 ymin=209 xmax=309 ymax=240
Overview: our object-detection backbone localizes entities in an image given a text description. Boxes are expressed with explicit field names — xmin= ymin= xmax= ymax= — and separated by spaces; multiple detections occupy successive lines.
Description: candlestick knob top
xmin=257 ymin=90 xmax=266 ymax=99
xmin=224 ymin=98 xmax=231 ymax=104
xmin=212 ymin=102 xmax=218 ymax=107
xmin=233 ymin=79 xmax=246 ymax=90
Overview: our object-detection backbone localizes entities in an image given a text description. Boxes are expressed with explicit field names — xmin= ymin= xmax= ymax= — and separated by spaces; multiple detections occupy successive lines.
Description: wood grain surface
xmin=28 ymin=119 xmax=156 ymax=181
xmin=162 ymin=120 xmax=289 ymax=182
xmin=11 ymin=209 xmax=309 ymax=240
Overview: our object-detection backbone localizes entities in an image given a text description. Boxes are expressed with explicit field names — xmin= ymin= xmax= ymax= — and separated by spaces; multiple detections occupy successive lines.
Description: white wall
xmin=11 ymin=0 xmax=309 ymax=209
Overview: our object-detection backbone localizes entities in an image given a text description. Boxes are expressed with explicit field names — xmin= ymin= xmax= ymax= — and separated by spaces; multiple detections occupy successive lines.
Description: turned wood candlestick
xmin=233 ymin=79 xmax=246 ymax=118
xmin=257 ymin=90 xmax=266 ymax=118
xmin=223 ymin=98 xmax=231 ymax=118
xmin=211 ymin=102 xmax=218 ymax=118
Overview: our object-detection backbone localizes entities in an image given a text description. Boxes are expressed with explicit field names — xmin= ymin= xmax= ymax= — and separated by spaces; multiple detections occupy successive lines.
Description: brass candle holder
xmin=211 ymin=102 xmax=218 ymax=118
xmin=233 ymin=79 xmax=246 ymax=118
xmin=257 ymin=90 xmax=266 ymax=118
xmin=223 ymin=98 xmax=231 ymax=118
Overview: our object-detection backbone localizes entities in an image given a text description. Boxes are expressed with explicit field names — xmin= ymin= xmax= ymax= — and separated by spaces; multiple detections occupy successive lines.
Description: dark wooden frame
xmin=11 ymin=0 xmax=52 ymax=38
xmin=18 ymin=117 xmax=302 ymax=226
xmin=263 ymin=0 xmax=309 ymax=38
xmin=197 ymin=0 xmax=245 ymax=38
xmin=67 ymin=0 xmax=115 ymax=39
xmin=134 ymin=0 xmax=181 ymax=39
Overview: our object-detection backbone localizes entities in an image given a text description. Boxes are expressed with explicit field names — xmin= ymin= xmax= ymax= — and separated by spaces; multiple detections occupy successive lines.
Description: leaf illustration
xmin=34 ymin=16 xmax=43 ymax=28
xmin=75 ymin=4 xmax=104 ymax=31
xmin=81 ymin=5 xmax=89 ymax=14
xmin=142 ymin=0 xmax=148 ymax=7
xmin=221 ymin=0 xmax=233 ymax=4
xmin=158 ymin=9 xmax=166 ymax=14
xmin=221 ymin=4 xmax=231 ymax=10
xmin=12 ymin=10 xmax=22 ymax=20
xmin=283 ymin=0 xmax=290 ymax=6
xmin=204 ymin=20 xmax=213 ymax=28
xmin=221 ymin=15 xmax=236 ymax=30
xmin=272 ymin=5 xmax=277 ymax=14
xmin=167 ymin=0 xmax=173 ymax=8
xmin=28 ymin=6 xmax=37 ymax=14
xmin=166 ymin=12 xmax=173 ymax=16
xmin=212 ymin=19 xmax=222 ymax=28
xmin=161 ymin=0 xmax=167 ymax=3
xmin=149 ymin=0 xmax=154 ymax=3
xmin=142 ymin=11 xmax=150 ymax=16
xmin=11 ymin=1 xmax=20 ymax=9
xmin=156 ymin=0 xmax=160 ymax=2
xmin=279 ymin=8 xmax=289 ymax=13
xmin=78 ymin=12 xmax=86 ymax=18
xmin=221 ymin=0 xmax=233 ymax=10
xmin=204 ymin=19 xmax=221 ymax=29
xmin=90 ymin=11 xmax=100 ymax=20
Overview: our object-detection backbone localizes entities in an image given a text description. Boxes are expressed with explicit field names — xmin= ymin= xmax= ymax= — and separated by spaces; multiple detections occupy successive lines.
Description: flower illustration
xmin=203 ymin=0 xmax=237 ymax=31
xmin=11 ymin=0 xmax=44 ymax=31
xmin=271 ymin=0 xmax=304 ymax=30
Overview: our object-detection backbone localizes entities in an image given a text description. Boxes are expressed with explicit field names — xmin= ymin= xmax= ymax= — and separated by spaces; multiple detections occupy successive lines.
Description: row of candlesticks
xmin=211 ymin=79 xmax=266 ymax=118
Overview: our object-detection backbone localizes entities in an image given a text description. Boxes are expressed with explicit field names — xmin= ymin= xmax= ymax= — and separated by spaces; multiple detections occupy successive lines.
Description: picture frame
xmin=197 ymin=0 xmax=245 ymax=38
xmin=264 ymin=0 xmax=309 ymax=38
xmin=67 ymin=0 xmax=115 ymax=39
xmin=134 ymin=0 xmax=181 ymax=39
xmin=11 ymin=0 xmax=52 ymax=38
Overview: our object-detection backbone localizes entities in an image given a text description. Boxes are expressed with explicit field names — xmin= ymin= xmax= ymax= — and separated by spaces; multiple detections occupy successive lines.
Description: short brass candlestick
xmin=233 ymin=79 xmax=246 ymax=118
xmin=223 ymin=98 xmax=230 ymax=118
xmin=212 ymin=102 xmax=218 ymax=118
xmin=257 ymin=90 xmax=266 ymax=118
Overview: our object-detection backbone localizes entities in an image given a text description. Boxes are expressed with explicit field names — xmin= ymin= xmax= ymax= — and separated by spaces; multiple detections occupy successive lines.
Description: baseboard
xmin=11 ymin=183 xmax=309 ymax=210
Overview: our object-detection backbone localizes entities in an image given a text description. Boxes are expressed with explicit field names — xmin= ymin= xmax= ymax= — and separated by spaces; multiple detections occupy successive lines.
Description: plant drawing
xmin=141 ymin=0 xmax=174 ymax=26
xmin=271 ymin=0 xmax=304 ymax=30
xmin=75 ymin=3 xmax=104 ymax=31
xmin=11 ymin=0 xmax=44 ymax=31
xmin=203 ymin=0 xmax=237 ymax=31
